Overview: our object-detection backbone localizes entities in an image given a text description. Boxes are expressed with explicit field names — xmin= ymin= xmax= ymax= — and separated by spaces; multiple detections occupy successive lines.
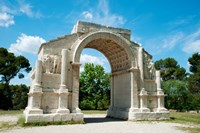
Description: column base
xmin=56 ymin=108 xmax=70 ymax=114
xmin=156 ymin=107 xmax=168 ymax=112
xmin=24 ymin=107 xmax=43 ymax=115
xmin=129 ymin=107 xmax=140 ymax=112
xmin=140 ymin=108 xmax=150 ymax=112
xmin=72 ymin=107 xmax=81 ymax=113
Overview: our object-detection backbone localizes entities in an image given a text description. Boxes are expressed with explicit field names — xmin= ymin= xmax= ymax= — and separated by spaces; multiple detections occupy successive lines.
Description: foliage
xmin=0 ymin=48 xmax=31 ymax=84
xmin=10 ymin=85 xmax=29 ymax=110
xmin=155 ymin=58 xmax=187 ymax=81
xmin=79 ymin=63 xmax=110 ymax=110
xmin=188 ymin=53 xmax=200 ymax=93
xmin=0 ymin=48 xmax=31 ymax=110
xmin=162 ymin=80 xmax=192 ymax=111
xmin=0 ymin=84 xmax=29 ymax=110
xmin=187 ymin=53 xmax=200 ymax=111
xmin=154 ymin=57 xmax=200 ymax=111
xmin=188 ymin=53 xmax=200 ymax=73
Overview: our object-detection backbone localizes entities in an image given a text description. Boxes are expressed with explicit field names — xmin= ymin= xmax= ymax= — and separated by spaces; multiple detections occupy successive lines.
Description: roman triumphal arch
xmin=24 ymin=21 xmax=169 ymax=123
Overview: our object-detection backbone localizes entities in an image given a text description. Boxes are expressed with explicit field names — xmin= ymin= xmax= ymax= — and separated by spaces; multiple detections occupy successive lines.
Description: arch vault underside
xmin=24 ymin=21 xmax=169 ymax=123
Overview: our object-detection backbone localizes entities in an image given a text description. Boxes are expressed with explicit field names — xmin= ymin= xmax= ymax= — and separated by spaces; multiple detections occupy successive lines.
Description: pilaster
xmin=71 ymin=62 xmax=81 ymax=113
xmin=156 ymin=71 xmax=168 ymax=112
xmin=57 ymin=49 xmax=70 ymax=114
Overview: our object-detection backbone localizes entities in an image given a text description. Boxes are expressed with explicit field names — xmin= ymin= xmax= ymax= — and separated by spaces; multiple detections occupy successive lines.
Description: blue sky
xmin=0 ymin=0 xmax=200 ymax=85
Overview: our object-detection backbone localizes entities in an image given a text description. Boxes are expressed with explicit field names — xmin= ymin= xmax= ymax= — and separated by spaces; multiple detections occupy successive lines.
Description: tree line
xmin=155 ymin=53 xmax=200 ymax=112
xmin=0 ymin=47 xmax=199 ymax=112
xmin=0 ymin=48 xmax=31 ymax=110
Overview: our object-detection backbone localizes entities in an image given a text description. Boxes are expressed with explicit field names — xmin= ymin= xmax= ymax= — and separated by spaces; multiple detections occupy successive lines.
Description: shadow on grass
xmin=84 ymin=117 xmax=125 ymax=124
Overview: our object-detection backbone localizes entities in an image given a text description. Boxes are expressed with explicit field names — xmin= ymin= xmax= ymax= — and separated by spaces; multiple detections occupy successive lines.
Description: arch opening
xmin=84 ymin=38 xmax=130 ymax=73
xmin=74 ymin=36 xmax=135 ymax=119
xmin=79 ymin=48 xmax=111 ymax=112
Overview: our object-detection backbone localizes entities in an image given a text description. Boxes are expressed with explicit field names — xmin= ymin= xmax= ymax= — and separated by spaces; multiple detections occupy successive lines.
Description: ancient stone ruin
xmin=24 ymin=21 xmax=169 ymax=123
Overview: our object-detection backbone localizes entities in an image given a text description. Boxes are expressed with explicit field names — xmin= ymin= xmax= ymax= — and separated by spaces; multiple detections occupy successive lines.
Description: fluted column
xmin=57 ymin=49 xmax=69 ymax=114
xmin=60 ymin=49 xmax=68 ymax=89
xmin=128 ymin=66 xmax=140 ymax=112
xmin=138 ymin=47 xmax=144 ymax=90
xmin=156 ymin=70 xmax=167 ymax=112
xmin=71 ymin=63 xmax=81 ymax=113
xmin=110 ymin=74 xmax=114 ymax=107
xmin=156 ymin=71 xmax=162 ymax=91
xmin=34 ymin=60 xmax=43 ymax=92
xmin=138 ymin=47 xmax=149 ymax=112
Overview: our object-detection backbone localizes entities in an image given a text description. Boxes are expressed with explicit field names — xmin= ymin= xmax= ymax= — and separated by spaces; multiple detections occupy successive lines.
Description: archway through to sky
xmin=80 ymin=48 xmax=111 ymax=73
xmin=79 ymin=48 xmax=113 ymax=123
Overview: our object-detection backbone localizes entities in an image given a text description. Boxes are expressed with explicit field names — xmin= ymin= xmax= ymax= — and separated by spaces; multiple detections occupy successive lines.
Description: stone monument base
xmin=24 ymin=109 xmax=84 ymax=123
xmin=107 ymin=107 xmax=169 ymax=120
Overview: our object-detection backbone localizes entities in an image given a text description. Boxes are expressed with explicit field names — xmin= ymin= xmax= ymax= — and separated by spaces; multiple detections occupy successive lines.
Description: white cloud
xmin=182 ymin=28 xmax=200 ymax=53
xmin=82 ymin=11 xmax=93 ymax=19
xmin=19 ymin=3 xmax=33 ymax=17
xmin=80 ymin=54 xmax=107 ymax=71
xmin=162 ymin=32 xmax=184 ymax=49
xmin=0 ymin=2 xmax=42 ymax=28
xmin=0 ymin=12 xmax=15 ymax=27
xmin=80 ymin=0 xmax=125 ymax=27
xmin=9 ymin=33 xmax=46 ymax=55
xmin=183 ymin=40 xmax=200 ymax=53
xmin=19 ymin=2 xmax=42 ymax=18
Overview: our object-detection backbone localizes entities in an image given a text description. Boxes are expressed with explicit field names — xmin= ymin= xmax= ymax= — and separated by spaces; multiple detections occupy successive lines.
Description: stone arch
xmin=72 ymin=31 xmax=136 ymax=72
xmin=24 ymin=21 xmax=169 ymax=123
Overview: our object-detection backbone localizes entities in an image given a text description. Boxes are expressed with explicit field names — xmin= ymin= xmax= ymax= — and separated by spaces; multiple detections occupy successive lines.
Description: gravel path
xmin=1 ymin=114 xmax=187 ymax=133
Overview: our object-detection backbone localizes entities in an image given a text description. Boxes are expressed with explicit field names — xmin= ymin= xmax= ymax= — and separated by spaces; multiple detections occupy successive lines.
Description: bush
xmin=80 ymin=99 xmax=95 ymax=110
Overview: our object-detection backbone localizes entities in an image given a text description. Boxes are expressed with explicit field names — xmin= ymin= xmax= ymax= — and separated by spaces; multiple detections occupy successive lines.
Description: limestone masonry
xmin=24 ymin=21 xmax=169 ymax=123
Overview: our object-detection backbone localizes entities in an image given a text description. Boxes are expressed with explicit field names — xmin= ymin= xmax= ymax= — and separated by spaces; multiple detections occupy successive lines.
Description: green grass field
xmin=81 ymin=110 xmax=107 ymax=114
xmin=169 ymin=111 xmax=200 ymax=133
xmin=0 ymin=110 xmax=23 ymax=115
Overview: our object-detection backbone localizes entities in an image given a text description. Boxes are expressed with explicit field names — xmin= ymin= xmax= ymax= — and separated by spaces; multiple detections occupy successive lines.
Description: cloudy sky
xmin=0 ymin=0 xmax=200 ymax=85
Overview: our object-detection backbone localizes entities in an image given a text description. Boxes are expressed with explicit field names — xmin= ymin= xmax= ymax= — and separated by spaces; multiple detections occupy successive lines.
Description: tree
xmin=155 ymin=58 xmax=187 ymax=81
xmin=10 ymin=84 xmax=29 ymax=110
xmin=155 ymin=58 xmax=189 ymax=111
xmin=162 ymin=80 xmax=191 ymax=111
xmin=188 ymin=53 xmax=200 ymax=93
xmin=0 ymin=48 xmax=31 ymax=109
xmin=188 ymin=53 xmax=200 ymax=111
xmin=79 ymin=63 xmax=110 ymax=110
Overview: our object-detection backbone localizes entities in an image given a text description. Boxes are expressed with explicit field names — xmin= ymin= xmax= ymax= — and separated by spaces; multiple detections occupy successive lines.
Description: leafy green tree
xmin=79 ymin=63 xmax=110 ymax=110
xmin=188 ymin=53 xmax=200 ymax=93
xmin=0 ymin=48 xmax=31 ymax=109
xmin=155 ymin=58 xmax=187 ymax=81
xmin=188 ymin=53 xmax=200 ymax=111
xmin=10 ymin=84 xmax=29 ymax=110
xmin=162 ymin=80 xmax=191 ymax=111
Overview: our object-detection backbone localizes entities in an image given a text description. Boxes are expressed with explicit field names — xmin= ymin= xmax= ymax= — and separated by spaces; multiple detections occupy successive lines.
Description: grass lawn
xmin=169 ymin=111 xmax=200 ymax=133
xmin=0 ymin=110 xmax=23 ymax=115
xmin=82 ymin=110 xmax=107 ymax=114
